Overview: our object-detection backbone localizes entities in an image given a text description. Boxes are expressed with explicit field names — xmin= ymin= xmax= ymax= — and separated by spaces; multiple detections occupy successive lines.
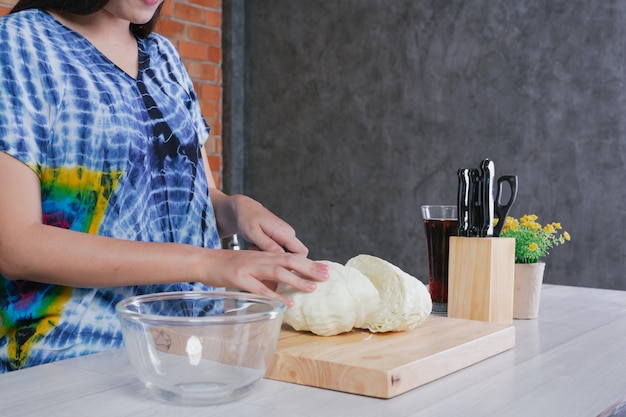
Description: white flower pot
xmin=513 ymin=262 xmax=545 ymax=319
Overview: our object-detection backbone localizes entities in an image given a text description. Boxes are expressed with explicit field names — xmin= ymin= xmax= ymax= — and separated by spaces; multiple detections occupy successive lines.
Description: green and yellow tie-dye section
xmin=39 ymin=165 xmax=124 ymax=233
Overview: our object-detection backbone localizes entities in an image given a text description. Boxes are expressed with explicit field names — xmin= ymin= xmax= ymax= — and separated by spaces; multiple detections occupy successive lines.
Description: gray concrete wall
xmin=223 ymin=0 xmax=626 ymax=290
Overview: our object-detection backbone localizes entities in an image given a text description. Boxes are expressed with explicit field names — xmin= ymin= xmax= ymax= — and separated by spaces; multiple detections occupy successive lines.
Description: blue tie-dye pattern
xmin=0 ymin=9 xmax=221 ymax=372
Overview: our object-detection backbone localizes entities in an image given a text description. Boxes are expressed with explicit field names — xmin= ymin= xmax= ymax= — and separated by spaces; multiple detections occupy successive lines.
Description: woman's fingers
xmin=208 ymin=250 xmax=329 ymax=305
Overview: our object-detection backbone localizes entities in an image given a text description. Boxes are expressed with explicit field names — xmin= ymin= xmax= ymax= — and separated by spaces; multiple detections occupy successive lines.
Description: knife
xmin=468 ymin=168 xmax=482 ymax=237
xmin=457 ymin=168 xmax=471 ymax=237
xmin=480 ymin=159 xmax=495 ymax=237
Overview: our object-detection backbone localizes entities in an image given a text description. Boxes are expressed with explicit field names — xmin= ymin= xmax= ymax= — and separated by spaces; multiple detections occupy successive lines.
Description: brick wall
xmin=0 ymin=0 xmax=224 ymax=188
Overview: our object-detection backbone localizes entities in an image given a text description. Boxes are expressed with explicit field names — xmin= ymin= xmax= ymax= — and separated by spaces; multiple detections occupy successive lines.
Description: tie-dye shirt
xmin=0 ymin=9 xmax=221 ymax=372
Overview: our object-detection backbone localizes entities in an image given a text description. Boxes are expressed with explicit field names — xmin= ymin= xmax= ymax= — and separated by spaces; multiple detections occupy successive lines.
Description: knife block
xmin=447 ymin=237 xmax=515 ymax=325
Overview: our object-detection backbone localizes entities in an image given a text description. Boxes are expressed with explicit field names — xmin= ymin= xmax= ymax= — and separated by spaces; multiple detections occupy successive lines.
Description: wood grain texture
xmin=448 ymin=237 xmax=515 ymax=324
xmin=265 ymin=315 xmax=515 ymax=398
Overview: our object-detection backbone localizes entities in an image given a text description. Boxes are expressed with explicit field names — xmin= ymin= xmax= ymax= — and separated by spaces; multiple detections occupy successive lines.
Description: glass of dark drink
xmin=421 ymin=205 xmax=458 ymax=315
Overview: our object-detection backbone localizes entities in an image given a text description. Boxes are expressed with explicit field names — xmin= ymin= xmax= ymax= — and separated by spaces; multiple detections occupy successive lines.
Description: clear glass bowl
xmin=116 ymin=291 xmax=286 ymax=406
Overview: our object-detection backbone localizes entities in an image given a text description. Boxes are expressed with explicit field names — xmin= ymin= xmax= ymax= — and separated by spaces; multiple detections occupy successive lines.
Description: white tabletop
xmin=2 ymin=284 xmax=626 ymax=417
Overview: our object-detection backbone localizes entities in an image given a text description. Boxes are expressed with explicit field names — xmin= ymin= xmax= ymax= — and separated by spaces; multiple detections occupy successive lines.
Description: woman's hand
xmin=201 ymin=248 xmax=329 ymax=307
xmin=229 ymin=194 xmax=308 ymax=255
xmin=206 ymin=192 xmax=328 ymax=305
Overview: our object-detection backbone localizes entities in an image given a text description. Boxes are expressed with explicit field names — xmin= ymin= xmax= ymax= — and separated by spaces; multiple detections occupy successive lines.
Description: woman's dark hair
xmin=10 ymin=0 xmax=163 ymax=38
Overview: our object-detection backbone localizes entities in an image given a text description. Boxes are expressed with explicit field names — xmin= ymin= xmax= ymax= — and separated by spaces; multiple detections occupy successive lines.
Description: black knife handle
xmin=480 ymin=159 xmax=495 ymax=237
xmin=457 ymin=168 xmax=471 ymax=236
xmin=468 ymin=168 xmax=482 ymax=237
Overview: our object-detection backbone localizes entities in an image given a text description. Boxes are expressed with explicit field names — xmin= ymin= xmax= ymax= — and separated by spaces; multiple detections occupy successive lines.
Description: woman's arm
xmin=0 ymin=151 xmax=327 ymax=305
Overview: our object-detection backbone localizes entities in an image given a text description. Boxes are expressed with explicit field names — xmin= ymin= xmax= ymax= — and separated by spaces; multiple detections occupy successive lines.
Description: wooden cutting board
xmin=265 ymin=315 xmax=515 ymax=399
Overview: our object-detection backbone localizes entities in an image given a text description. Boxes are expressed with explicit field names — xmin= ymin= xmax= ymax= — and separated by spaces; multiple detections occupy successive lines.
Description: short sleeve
xmin=0 ymin=14 xmax=54 ymax=174
xmin=186 ymin=73 xmax=211 ymax=147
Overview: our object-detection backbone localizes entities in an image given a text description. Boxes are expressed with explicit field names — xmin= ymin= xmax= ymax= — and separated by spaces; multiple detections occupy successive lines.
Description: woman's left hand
xmin=213 ymin=193 xmax=309 ymax=255
xmin=202 ymin=147 xmax=307 ymax=255
xmin=235 ymin=194 xmax=308 ymax=255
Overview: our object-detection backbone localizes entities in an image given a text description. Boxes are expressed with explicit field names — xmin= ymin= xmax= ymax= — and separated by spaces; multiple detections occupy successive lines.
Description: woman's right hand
xmin=199 ymin=248 xmax=329 ymax=307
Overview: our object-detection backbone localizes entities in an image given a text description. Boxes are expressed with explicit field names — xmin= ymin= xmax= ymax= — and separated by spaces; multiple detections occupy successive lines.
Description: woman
xmin=0 ymin=0 xmax=328 ymax=372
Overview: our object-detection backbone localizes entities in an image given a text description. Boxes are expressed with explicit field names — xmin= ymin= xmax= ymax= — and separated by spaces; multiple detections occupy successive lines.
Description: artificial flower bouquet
xmin=496 ymin=214 xmax=571 ymax=264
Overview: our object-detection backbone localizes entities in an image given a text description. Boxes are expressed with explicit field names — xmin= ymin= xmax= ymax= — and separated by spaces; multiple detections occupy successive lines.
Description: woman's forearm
xmin=0 ymin=223 xmax=207 ymax=288
xmin=0 ymin=221 xmax=328 ymax=305
xmin=209 ymin=187 xmax=241 ymax=238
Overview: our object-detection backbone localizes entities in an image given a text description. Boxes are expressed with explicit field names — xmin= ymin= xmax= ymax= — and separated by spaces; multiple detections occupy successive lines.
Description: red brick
xmin=178 ymin=40 xmax=209 ymax=60
xmin=207 ymin=155 xmax=222 ymax=171
xmin=155 ymin=19 xmax=186 ymax=39
xmin=159 ymin=0 xmax=173 ymax=17
xmin=188 ymin=25 xmax=220 ymax=45
xmin=201 ymin=83 xmax=221 ymax=101
xmin=185 ymin=61 xmax=219 ymax=82
xmin=214 ymin=137 xmax=222 ymax=154
xmin=214 ymin=119 xmax=222 ymax=136
xmin=207 ymin=46 xmax=221 ymax=64
xmin=204 ymin=10 xmax=221 ymax=27
xmin=174 ymin=3 xmax=204 ymax=24
xmin=189 ymin=0 xmax=221 ymax=8
xmin=200 ymin=100 xmax=219 ymax=119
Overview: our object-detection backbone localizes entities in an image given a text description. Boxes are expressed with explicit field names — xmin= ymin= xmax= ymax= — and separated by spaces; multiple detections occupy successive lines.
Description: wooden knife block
xmin=447 ymin=237 xmax=515 ymax=325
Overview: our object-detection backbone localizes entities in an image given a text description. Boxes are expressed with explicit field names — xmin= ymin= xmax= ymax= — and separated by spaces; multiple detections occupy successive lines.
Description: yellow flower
xmin=505 ymin=216 xmax=519 ymax=230
xmin=520 ymin=214 xmax=537 ymax=223
xmin=500 ymin=214 xmax=570 ymax=263
xmin=520 ymin=214 xmax=541 ymax=230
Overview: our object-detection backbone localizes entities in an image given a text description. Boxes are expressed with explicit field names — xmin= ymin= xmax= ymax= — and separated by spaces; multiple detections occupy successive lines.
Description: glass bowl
xmin=116 ymin=291 xmax=286 ymax=406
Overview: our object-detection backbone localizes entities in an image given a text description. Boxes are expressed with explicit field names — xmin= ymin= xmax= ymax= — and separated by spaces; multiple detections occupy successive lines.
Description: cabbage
xmin=277 ymin=260 xmax=381 ymax=336
xmin=277 ymin=255 xmax=431 ymax=336
xmin=346 ymin=254 xmax=432 ymax=332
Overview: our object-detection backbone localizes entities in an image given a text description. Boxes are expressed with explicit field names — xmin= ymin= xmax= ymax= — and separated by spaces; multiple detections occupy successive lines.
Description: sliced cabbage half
xmin=346 ymin=254 xmax=432 ymax=332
